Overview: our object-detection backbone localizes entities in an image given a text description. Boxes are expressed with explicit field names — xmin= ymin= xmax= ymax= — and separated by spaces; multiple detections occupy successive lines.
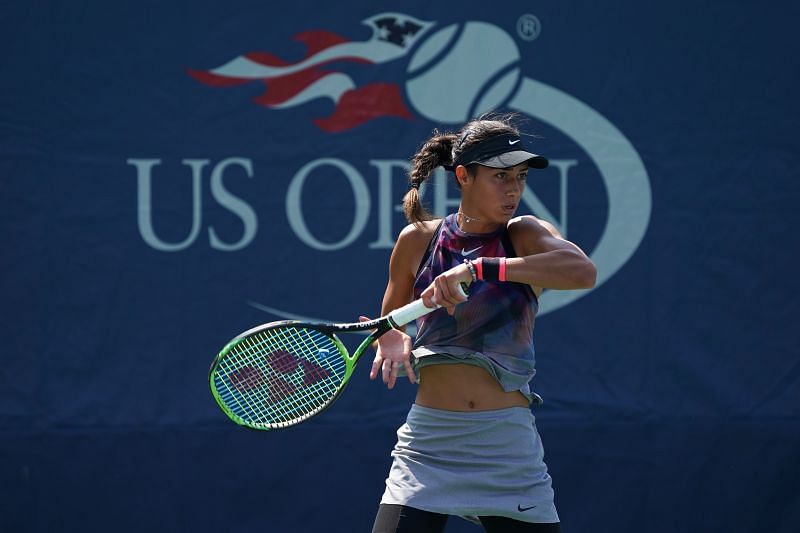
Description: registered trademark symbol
xmin=517 ymin=14 xmax=541 ymax=41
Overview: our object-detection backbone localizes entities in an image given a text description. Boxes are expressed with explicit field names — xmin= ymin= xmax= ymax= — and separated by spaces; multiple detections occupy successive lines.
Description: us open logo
xmin=137 ymin=12 xmax=650 ymax=316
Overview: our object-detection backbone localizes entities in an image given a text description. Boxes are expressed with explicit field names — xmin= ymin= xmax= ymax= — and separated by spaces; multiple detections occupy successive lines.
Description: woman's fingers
xmin=370 ymin=354 xmax=382 ymax=380
xmin=382 ymin=357 xmax=397 ymax=389
xmin=432 ymin=276 xmax=466 ymax=314
xmin=403 ymin=360 xmax=416 ymax=384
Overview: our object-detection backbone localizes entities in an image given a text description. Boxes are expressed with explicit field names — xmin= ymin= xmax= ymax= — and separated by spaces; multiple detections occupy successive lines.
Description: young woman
xmin=369 ymin=117 xmax=597 ymax=533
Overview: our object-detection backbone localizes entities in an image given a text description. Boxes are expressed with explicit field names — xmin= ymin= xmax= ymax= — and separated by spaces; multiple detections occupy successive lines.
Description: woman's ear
xmin=455 ymin=165 xmax=470 ymax=187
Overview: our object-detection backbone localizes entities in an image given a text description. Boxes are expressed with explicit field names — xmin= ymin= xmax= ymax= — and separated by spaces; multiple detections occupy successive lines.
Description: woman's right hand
xmin=420 ymin=262 xmax=471 ymax=315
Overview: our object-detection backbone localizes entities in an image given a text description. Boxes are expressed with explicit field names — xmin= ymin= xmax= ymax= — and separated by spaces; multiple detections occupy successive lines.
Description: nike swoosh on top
xmin=517 ymin=504 xmax=538 ymax=512
xmin=508 ymin=139 xmax=521 ymax=144
xmin=460 ymin=246 xmax=483 ymax=256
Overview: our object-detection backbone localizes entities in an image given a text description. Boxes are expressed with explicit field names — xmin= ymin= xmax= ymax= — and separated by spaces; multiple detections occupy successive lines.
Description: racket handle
xmin=388 ymin=283 xmax=469 ymax=328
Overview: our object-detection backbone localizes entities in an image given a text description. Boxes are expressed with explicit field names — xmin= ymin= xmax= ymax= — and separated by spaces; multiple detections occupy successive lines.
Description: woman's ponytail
xmin=403 ymin=132 xmax=456 ymax=224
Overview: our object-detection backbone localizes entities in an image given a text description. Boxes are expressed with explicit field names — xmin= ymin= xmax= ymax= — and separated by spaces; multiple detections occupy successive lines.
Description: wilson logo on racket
xmin=228 ymin=349 xmax=330 ymax=403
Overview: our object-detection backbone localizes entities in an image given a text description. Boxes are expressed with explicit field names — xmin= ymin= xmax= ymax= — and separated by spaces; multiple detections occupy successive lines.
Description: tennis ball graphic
xmin=405 ymin=21 xmax=521 ymax=123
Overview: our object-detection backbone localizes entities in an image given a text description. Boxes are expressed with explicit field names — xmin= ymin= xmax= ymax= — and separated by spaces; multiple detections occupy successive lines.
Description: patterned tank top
xmin=411 ymin=214 xmax=539 ymax=392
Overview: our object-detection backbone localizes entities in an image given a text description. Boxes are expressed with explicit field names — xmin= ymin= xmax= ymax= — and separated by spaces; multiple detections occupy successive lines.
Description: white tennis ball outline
xmin=405 ymin=21 xmax=651 ymax=315
xmin=405 ymin=21 xmax=523 ymax=123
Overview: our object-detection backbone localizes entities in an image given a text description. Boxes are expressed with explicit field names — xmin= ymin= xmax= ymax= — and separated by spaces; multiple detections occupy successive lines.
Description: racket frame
xmin=209 ymin=298 xmax=434 ymax=430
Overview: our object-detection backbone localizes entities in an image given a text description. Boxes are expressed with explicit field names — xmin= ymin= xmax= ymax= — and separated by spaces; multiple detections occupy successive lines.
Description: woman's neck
xmin=456 ymin=209 xmax=500 ymax=233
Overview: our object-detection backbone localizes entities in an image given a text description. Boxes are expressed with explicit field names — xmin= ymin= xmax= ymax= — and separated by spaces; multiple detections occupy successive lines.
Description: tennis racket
xmin=209 ymin=290 xmax=465 ymax=430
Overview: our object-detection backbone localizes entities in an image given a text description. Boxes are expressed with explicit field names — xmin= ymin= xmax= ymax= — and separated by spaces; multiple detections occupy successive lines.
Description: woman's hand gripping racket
xmin=209 ymin=287 xmax=466 ymax=430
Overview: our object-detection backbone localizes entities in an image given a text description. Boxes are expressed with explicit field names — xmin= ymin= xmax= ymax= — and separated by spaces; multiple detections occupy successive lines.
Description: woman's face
xmin=459 ymin=162 xmax=529 ymax=226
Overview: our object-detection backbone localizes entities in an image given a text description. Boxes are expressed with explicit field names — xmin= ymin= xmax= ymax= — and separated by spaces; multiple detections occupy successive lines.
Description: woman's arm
xmin=412 ymin=216 xmax=596 ymax=315
xmin=507 ymin=215 xmax=597 ymax=292
xmin=368 ymin=222 xmax=437 ymax=389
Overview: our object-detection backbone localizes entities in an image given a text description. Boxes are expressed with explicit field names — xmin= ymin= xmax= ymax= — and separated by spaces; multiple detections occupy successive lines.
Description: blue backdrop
xmin=2 ymin=1 xmax=798 ymax=532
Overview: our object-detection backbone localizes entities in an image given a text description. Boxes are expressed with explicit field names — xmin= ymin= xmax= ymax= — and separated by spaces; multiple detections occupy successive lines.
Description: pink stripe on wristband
xmin=475 ymin=257 xmax=484 ymax=281
xmin=499 ymin=257 xmax=507 ymax=282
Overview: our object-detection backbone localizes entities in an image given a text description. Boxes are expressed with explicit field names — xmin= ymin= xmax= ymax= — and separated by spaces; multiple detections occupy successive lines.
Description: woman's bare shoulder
xmin=397 ymin=219 xmax=442 ymax=248
xmin=386 ymin=219 xmax=443 ymax=287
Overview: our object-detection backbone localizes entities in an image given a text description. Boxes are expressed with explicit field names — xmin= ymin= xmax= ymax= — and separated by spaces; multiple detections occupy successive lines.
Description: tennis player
xmin=369 ymin=116 xmax=597 ymax=532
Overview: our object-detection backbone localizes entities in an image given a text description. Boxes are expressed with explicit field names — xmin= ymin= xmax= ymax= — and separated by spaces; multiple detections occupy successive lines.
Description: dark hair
xmin=403 ymin=114 xmax=521 ymax=224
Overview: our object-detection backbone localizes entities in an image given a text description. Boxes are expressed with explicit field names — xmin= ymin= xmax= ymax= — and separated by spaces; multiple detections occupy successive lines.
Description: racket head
xmin=209 ymin=320 xmax=357 ymax=430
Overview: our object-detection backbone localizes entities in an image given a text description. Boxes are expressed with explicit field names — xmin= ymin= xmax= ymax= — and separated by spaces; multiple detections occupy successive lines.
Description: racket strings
xmin=217 ymin=328 xmax=336 ymax=425
xmin=219 ymin=328 xmax=331 ymax=423
xmin=213 ymin=326 xmax=347 ymax=427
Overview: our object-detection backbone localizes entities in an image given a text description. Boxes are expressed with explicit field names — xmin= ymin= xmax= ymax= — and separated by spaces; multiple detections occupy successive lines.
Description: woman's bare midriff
xmin=415 ymin=363 xmax=529 ymax=411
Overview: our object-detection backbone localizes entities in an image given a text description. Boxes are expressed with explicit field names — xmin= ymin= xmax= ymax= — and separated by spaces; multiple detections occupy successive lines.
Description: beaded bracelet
xmin=463 ymin=259 xmax=477 ymax=283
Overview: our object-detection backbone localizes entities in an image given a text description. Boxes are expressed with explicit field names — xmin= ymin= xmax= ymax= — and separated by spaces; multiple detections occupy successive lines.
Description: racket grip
xmin=388 ymin=283 xmax=469 ymax=328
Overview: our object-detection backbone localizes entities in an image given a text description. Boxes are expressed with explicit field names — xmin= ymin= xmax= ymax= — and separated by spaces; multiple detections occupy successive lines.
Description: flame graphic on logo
xmin=188 ymin=13 xmax=434 ymax=132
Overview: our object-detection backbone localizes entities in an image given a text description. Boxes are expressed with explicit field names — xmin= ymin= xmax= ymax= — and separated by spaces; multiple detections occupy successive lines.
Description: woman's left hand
xmin=360 ymin=316 xmax=414 ymax=389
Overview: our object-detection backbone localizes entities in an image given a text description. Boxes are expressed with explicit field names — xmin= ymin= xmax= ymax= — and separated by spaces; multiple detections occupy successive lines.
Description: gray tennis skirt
xmin=380 ymin=404 xmax=559 ymax=524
